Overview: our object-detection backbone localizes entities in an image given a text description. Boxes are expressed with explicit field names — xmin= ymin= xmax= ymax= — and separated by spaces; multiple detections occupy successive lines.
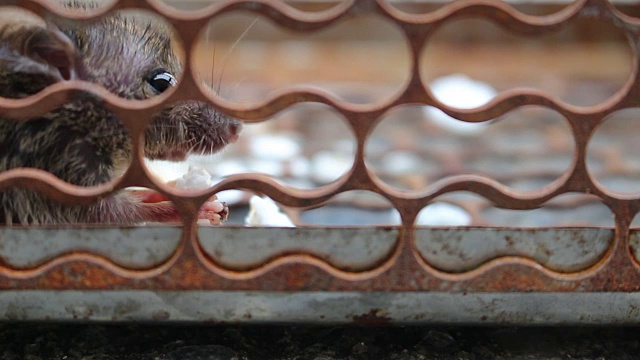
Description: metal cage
xmin=0 ymin=0 xmax=640 ymax=324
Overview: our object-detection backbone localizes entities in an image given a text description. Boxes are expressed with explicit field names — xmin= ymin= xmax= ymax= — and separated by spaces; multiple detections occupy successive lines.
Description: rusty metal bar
xmin=0 ymin=0 xmax=640 ymax=322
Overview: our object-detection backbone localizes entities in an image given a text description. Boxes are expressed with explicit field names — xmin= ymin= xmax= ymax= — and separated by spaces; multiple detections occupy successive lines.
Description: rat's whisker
xmin=216 ymin=16 xmax=258 ymax=97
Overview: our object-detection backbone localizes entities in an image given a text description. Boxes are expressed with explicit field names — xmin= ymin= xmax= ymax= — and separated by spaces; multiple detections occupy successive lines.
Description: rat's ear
xmin=23 ymin=23 xmax=80 ymax=81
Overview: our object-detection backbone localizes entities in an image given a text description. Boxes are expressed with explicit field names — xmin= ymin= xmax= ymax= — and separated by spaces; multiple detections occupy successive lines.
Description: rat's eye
xmin=147 ymin=69 xmax=177 ymax=94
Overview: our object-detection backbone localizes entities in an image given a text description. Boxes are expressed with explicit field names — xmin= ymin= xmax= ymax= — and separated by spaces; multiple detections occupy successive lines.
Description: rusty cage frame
xmin=1 ymin=0 xmax=640 ymax=323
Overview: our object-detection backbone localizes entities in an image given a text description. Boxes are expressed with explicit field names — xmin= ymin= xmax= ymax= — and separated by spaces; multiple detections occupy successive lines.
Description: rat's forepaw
xmin=198 ymin=199 xmax=228 ymax=225
xmin=128 ymin=189 xmax=228 ymax=224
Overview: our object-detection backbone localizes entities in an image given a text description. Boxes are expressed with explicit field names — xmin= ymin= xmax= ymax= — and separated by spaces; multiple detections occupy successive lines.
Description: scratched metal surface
xmin=0 ymin=0 xmax=640 ymax=323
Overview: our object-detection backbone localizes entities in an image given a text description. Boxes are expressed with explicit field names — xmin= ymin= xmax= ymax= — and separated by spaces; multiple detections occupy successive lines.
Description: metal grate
xmin=1 ymin=0 xmax=640 ymax=323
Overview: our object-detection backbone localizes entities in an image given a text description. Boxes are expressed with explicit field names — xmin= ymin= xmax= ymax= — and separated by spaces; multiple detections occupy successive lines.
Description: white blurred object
xmin=417 ymin=203 xmax=472 ymax=226
xmin=144 ymin=159 xmax=190 ymax=182
xmin=288 ymin=156 xmax=311 ymax=178
xmin=380 ymin=151 xmax=424 ymax=174
xmin=280 ymin=41 xmax=316 ymax=70
xmin=246 ymin=159 xmax=285 ymax=177
xmin=245 ymin=196 xmax=296 ymax=227
xmin=391 ymin=202 xmax=472 ymax=226
xmin=333 ymin=139 xmax=356 ymax=154
xmin=311 ymin=151 xmax=353 ymax=184
xmin=425 ymin=74 xmax=497 ymax=135
xmin=211 ymin=160 xmax=249 ymax=177
xmin=249 ymin=134 xmax=301 ymax=161
xmin=215 ymin=189 xmax=245 ymax=205
xmin=174 ymin=166 xmax=214 ymax=190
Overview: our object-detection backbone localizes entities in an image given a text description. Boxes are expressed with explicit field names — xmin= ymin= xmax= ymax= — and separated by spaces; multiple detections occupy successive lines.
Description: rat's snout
xmin=198 ymin=101 xmax=243 ymax=146
xmin=226 ymin=118 xmax=243 ymax=144
xmin=144 ymin=101 xmax=243 ymax=161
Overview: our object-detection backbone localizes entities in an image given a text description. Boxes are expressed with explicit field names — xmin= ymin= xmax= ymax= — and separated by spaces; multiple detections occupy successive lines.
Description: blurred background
xmin=115 ymin=0 xmax=640 ymax=227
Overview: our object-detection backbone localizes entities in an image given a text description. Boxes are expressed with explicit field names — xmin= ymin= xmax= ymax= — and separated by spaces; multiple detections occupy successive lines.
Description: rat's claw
xmin=200 ymin=200 xmax=228 ymax=224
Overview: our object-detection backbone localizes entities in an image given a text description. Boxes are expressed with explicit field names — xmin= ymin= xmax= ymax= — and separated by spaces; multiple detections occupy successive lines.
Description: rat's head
xmin=63 ymin=13 xmax=243 ymax=161
xmin=27 ymin=9 xmax=242 ymax=163
xmin=63 ymin=13 xmax=180 ymax=99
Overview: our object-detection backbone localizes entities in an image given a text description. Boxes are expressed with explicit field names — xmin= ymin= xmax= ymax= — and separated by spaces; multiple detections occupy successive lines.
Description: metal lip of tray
xmin=3 ymin=290 xmax=640 ymax=325
xmin=0 ymin=225 xmax=635 ymax=324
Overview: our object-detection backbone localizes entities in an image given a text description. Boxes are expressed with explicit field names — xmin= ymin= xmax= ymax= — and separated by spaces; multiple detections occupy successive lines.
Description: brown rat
xmin=0 ymin=7 xmax=242 ymax=225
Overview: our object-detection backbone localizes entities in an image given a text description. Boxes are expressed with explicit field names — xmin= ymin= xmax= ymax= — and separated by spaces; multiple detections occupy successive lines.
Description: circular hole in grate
xmin=387 ymin=0 xmax=574 ymax=16
xmin=399 ymin=202 xmax=472 ymax=227
xmin=198 ymin=191 xmax=399 ymax=271
xmin=414 ymin=192 xmax=614 ymax=273
xmin=627 ymin=213 xmax=640 ymax=267
xmin=193 ymin=12 xmax=410 ymax=105
xmin=421 ymin=17 xmax=632 ymax=108
xmin=0 ymin=226 xmax=183 ymax=270
xmin=611 ymin=2 xmax=640 ymax=20
xmin=146 ymin=103 xmax=355 ymax=189
xmin=588 ymin=109 xmax=640 ymax=195
xmin=300 ymin=191 xmax=399 ymax=226
xmin=415 ymin=224 xmax=613 ymax=273
xmin=158 ymin=0 xmax=346 ymax=12
xmin=481 ymin=193 xmax=614 ymax=228
xmin=365 ymin=105 xmax=573 ymax=193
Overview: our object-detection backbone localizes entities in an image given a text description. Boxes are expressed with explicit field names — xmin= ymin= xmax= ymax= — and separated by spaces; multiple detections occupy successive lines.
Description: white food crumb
xmin=174 ymin=166 xmax=213 ymax=190
xmin=144 ymin=159 xmax=189 ymax=183
xmin=245 ymin=196 xmax=295 ymax=227
xmin=215 ymin=189 xmax=245 ymax=205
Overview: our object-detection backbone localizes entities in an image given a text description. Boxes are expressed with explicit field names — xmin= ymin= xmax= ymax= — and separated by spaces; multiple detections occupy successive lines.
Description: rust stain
xmin=350 ymin=308 xmax=392 ymax=325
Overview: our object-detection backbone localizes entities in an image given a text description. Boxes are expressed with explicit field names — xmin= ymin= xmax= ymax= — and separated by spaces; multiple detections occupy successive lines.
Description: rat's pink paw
xmin=127 ymin=189 xmax=227 ymax=224
xmin=129 ymin=189 xmax=167 ymax=203
xmin=198 ymin=200 xmax=228 ymax=225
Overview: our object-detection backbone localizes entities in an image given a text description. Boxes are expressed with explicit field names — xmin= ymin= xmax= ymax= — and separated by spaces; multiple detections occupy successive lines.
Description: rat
xmin=0 ymin=6 xmax=242 ymax=225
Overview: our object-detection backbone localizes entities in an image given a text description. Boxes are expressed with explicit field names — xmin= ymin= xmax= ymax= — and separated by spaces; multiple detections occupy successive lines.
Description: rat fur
xmin=0 ymin=7 xmax=242 ymax=225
